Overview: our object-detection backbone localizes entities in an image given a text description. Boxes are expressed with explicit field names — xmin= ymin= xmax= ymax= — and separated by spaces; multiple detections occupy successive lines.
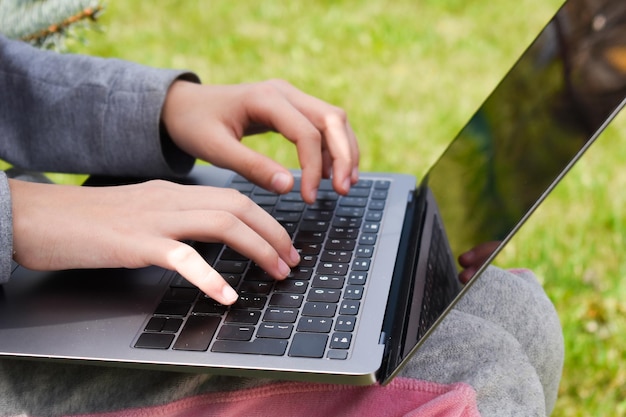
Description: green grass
xmin=62 ymin=0 xmax=626 ymax=415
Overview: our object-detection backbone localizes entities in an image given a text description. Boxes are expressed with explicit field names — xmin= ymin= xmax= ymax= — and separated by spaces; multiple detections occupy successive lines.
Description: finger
xmin=197 ymin=125 xmax=296 ymax=195
xmin=175 ymin=187 xmax=299 ymax=265
xmin=243 ymin=85 xmax=325 ymax=203
xmin=150 ymin=239 xmax=239 ymax=305
xmin=160 ymin=208 xmax=297 ymax=278
xmin=269 ymin=80 xmax=360 ymax=194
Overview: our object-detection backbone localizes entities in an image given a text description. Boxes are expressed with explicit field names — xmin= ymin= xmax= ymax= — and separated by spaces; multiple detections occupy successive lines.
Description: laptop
xmin=1 ymin=0 xmax=624 ymax=385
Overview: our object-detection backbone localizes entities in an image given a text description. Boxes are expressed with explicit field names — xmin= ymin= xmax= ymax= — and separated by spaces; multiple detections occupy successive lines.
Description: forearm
xmin=0 ymin=35 xmax=197 ymax=177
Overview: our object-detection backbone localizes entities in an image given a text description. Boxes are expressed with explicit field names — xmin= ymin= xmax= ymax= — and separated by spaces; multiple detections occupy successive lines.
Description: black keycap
xmin=321 ymin=250 xmax=352 ymax=263
xmin=297 ymin=317 xmax=333 ymax=333
xmin=217 ymin=325 xmax=254 ymax=341
xmin=332 ymin=217 xmax=362 ymax=228
xmin=269 ymin=293 xmax=304 ymax=308
xmin=135 ymin=332 xmax=175 ymax=350
xmin=312 ymin=275 xmax=345 ymax=289
xmin=257 ymin=323 xmax=293 ymax=339
xmin=335 ymin=316 xmax=356 ymax=332
xmin=173 ymin=315 xmax=221 ymax=351
xmin=316 ymin=262 xmax=348 ymax=275
xmin=239 ymin=281 xmax=273 ymax=295
xmin=263 ymin=308 xmax=299 ymax=323
xmin=233 ymin=295 xmax=267 ymax=310
xmin=215 ymin=260 xmax=247 ymax=274
xmin=225 ymin=309 xmax=261 ymax=324
xmin=339 ymin=300 xmax=361 ymax=315
xmin=211 ymin=339 xmax=288 ymax=356
xmin=154 ymin=301 xmax=191 ymax=317
xmin=325 ymin=239 xmax=356 ymax=251
xmin=329 ymin=228 xmax=359 ymax=239
xmin=348 ymin=272 xmax=367 ymax=285
xmin=351 ymin=259 xmax=371 ymax=271
xmin=302 ymin=302 xmax=337 ymax=317
xmin=288 ymin=333 xmax=328 ymax=358
xmin=307 ymin=288 xmax=341 ymax=303
xmin=330 ymin=332 xmax=353 ymax=349
xmin=274 ymin=280 xmax=309 ymax=294
xmin=299 ymin=220 xmax=330 ymax=232
xmin=343 ymin=286 xmax=364 ymax=300
xmin=193 ymin=298 xmax=228 ymax=315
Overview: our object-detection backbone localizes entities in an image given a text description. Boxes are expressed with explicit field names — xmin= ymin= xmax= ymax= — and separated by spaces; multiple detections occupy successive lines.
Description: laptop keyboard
xmin=134 ymin=174 xmax=390 ymax=360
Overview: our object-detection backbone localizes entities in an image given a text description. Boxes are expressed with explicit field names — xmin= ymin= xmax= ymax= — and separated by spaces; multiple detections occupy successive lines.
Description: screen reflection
xmin=424 ymin=0 xmax=626 ymax=282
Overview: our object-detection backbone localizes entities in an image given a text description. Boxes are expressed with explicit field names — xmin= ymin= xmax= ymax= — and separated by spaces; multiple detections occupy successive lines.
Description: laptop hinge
xmin=377 ymin=186 xmax=427 ymax=383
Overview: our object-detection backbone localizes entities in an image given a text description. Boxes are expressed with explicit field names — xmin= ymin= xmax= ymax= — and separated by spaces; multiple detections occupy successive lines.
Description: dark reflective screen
xmin=425 ymin=0 xmax=626 ymax=282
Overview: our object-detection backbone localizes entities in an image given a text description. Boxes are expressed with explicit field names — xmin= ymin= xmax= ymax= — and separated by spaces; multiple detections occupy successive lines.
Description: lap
xmin=0 ymin=267 xmax=563 ymax=417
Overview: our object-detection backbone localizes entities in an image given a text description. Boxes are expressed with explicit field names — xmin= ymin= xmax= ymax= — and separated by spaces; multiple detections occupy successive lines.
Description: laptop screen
xmin=425 ymin=0 xmax=626 ymax=282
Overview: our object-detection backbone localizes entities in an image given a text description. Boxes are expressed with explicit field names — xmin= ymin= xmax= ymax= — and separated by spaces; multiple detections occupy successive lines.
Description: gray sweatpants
xmin=0 ymin=267 xmax=564 ymax=416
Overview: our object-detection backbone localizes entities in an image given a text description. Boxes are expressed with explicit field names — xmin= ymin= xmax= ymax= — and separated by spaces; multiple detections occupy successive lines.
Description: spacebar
xmin=211 ymin=339 xmax=288 ymax=356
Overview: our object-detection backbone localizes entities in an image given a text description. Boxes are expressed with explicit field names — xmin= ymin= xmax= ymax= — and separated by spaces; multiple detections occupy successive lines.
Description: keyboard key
xmin=274 ymin=280 xmax=308 ymax=294
xmin=239 ymin=281 xmax=273 ymax=295
xmin=257 ymin=323 xmax=293 ymax=339
xmin=332 ymin=217 xmax=362 ymax=228
xmin=215 ymin=260 xmax=247 ymax=274
xmin=154 ymin=301 xmax=191 ymax=317
xmin=329 ymin=228 xmax=359 ymax=239
xmin=144 ymin=317 xmax=183 ymax=333
xmin=307 ymin=288 xmax=341 ymax=303
xmin=352 ymin=259 xmax=371 ymax=271
xmin=297 ymin=317 xmax=333 ymax=333
xmin=263 ymin=308 xmax=299 ymax=323
xmin=321 ymin=250 xmax=352 ymax=263
xmin=312 ymin=275 xmax=345 ymax=289
xmin=269 ymin=293 xmax=304 ymax=308
xmin=316 ymin=262 xmax=349 ymax=276
xmin=225 ymin=309 xmax=261 ymax=324
xmin=336 ymin=207 xmax=365 ymax=218
xmin=212 ymin=339 xmax=288 ymax=356
xmin=330 ymin=332 xmax=352 ymax=349
xmin=135 ymin=333 xmax=175 ymax=350
xmin=217 ymin=325 xmax=254 ymax=341
xmin=173 ymin=315 xmax=221 ymax=351
xmin=233 ymin=295 xmax=267 ymax=310
xmin=288 ymin=333 xmax=328 ymax=358
xmin=339 ymin=300 xmax=361 ymax=315
xmin=343 ymin=286 xmax=364 ymax=300
xmin=348 ymin=272 xmax=367 ymax=285
xmin=299 ymin=220 xmax=330 ymax=232
xmin=339 ymin=197 xmax=368 ymax=207
xmin=302 ymin=302 xmax=337 ymax=317
xmin=327 ymin=350 xmax=349 ymax=360
xmin=193 ymin=298 xmax=228 ymax=315
xmin=325 ymin=239 xmax=356 ymax=251
xmin=358 ymin=234 xmax=377 ymax=245
xmin=335 ymin=316 xmax=356 ymax=332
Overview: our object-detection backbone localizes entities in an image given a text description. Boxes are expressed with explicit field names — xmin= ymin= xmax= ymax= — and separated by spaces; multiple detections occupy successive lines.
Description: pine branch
xmin=0 ymin=0 xmax=104 ymax=49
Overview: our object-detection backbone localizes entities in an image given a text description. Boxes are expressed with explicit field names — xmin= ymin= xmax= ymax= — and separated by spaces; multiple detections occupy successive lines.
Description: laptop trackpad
xmin=0 ymin=266 xmax=169 ymax=330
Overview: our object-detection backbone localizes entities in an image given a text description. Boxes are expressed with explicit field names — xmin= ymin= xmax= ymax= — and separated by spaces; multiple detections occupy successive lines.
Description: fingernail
xmin=222 ymin=285 xmax=239 ymax=304
xmin=309 ymin=188 xmax=318 ymax=203
xmin=278 ymin=258 xmax=291 ymax=278
xmin=290 ymin=246 xmax=301 ymax=265
xmin=271 ymin=172 xmax=291 ymax=194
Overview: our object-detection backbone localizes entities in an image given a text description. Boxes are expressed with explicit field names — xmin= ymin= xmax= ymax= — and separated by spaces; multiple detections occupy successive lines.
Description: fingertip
xmin=270 ymin=171 xmax=293 ymax=194
xmin=220 ymin=285 xmax=239 ymax=305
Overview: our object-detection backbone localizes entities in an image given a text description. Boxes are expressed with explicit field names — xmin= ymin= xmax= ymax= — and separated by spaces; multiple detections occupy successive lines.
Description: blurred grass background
xmin=64 ymin=0 xmax=626 ymax=415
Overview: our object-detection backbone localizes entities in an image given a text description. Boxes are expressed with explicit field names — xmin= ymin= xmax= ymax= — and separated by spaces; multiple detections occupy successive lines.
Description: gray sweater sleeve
xmin=0 ymin=35 xmax=202 ymax=283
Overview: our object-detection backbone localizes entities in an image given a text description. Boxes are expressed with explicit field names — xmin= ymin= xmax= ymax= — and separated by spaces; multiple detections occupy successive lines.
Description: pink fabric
xmin=66 ymin=377 xmax=480 ymax=417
